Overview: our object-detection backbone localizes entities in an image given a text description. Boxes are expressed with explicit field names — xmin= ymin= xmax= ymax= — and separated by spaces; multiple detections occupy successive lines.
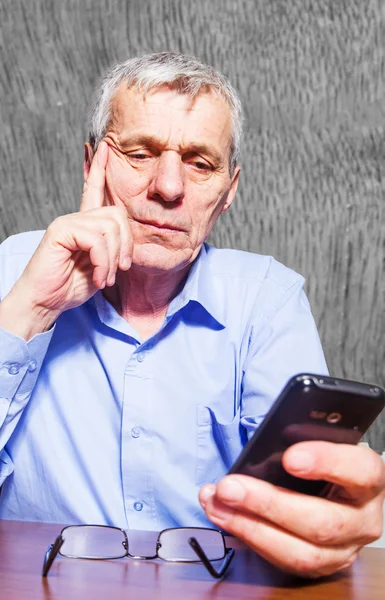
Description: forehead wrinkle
xmin=111 ymin=83 xmax=229 ymax=126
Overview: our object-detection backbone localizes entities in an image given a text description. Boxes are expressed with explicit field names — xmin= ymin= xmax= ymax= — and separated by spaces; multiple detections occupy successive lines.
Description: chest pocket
xmin=196 ymin=405 xmax=247 ymax=487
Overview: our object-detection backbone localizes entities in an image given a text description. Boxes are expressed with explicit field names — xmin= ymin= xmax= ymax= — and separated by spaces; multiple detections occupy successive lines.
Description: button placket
xmin=121 ymin=346 xmax=156 ymax=527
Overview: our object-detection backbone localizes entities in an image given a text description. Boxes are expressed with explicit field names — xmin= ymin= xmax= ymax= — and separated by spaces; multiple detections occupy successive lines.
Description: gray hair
xmin=88 ymin=52 xmax=243 ymax=175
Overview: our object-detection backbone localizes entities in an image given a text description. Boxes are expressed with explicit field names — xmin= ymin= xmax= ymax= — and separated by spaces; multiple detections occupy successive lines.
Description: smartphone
xmin=229 ymin=373 xmax=385 ymax=496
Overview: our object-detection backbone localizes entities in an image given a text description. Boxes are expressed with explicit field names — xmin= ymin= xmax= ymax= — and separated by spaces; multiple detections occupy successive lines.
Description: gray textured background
xmin=0 ymin=0 xmax=384 ymax=449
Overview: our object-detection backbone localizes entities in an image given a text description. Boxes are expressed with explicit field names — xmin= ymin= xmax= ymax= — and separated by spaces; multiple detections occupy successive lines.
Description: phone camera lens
xmin=326 ymin=412 xmax=342 ymax=424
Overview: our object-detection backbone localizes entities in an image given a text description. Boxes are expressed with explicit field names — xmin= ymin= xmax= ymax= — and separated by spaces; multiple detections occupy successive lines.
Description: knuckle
xmin=289 ymin=546 xmax=352 ymax=578
xmin=364 ymin=455 xmax=385 ymax=490
xmin=291 ymin=547 xmax=325 ymax=576
xmin=90 ymin=243 xmax=108 ymax=264
xmin=104 ymin=219 xmax=120 ymax=235
xmin=90 ymin=230 xmax=105 ymax=245
xmin=342 ymin=551 xmax=358 ymax=570
xmin=352 ymin=446 xmax=385 ymax=490
xmin=304 ymin=550 xmax=358 ymax=579
xmin=46 ymin=216 xmax=67 ymax=236
xmin=368 ymin=522 xmax=383 ymax=543
xmin=311 ymin=509 xmax=346 ymax=545
xmin=360 ymin=508 xmax=384 ymax=543
xmin=312 ymin=527 xmax=336 ymax=546
xmin=48 ymin=216 xmax=63 ymax=230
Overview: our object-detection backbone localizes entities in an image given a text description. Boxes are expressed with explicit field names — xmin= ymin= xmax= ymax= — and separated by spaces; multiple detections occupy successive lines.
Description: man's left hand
xmin=199 ymin=442 xmax=385 ymax=578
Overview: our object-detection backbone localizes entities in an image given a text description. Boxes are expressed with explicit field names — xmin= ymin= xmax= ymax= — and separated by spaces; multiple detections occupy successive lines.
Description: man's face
xmin=98 ymin=85 xmax=240 ymax=273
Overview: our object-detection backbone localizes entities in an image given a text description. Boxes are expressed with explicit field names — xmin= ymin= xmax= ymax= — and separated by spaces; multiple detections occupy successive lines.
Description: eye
xmin=186 ymin=158 xmax=214 ymax=172
xmin=194 ymin=161 xmax=212 ymax=170
xmin=127 ymin=152 xmax=152 ymax=160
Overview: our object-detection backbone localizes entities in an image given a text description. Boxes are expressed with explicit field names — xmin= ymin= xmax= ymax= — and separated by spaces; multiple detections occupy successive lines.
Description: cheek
xmin=191 ymin=186 xmax=227 ymax=222
xmin=105 ymin=161 xmax=150 ymax=204
xmin=188 ymin=190 xmax=229 ymax=240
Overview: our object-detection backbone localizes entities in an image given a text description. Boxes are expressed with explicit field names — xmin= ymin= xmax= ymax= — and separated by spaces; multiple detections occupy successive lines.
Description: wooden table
xmin=1 ymin=520 xmax=384 ymax=599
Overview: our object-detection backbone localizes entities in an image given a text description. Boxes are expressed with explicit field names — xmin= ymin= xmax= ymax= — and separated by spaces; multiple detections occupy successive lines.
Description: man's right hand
xmin=0 ymin=141 xmax=133 ymax=340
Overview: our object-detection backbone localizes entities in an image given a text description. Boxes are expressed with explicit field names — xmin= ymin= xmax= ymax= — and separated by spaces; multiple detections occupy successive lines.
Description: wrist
xmin=0 ymin=288 xmax=60 ymax=341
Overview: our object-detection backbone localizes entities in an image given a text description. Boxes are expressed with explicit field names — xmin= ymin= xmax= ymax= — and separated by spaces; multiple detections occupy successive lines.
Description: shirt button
xmin=133 ymin=501 xmax=143 ymax=511
xmin=131 ymin=427 xmax=141 ymax=438
xmin=28 ymin=360 xmax=37 ymax=372
xmin=8 ymin=364 xmax=20 ymax=375
xmin=136 ymin=353 xmax=145 ymax=363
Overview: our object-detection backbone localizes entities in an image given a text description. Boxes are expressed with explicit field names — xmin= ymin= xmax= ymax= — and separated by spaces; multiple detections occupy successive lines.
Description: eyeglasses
xmin=42 ymin=525 xmax=235 ymax=579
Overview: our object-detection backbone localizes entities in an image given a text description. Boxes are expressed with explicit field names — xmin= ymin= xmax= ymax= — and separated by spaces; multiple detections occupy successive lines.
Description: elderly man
xmin=0 ymin=52 xmax=383 ymax=578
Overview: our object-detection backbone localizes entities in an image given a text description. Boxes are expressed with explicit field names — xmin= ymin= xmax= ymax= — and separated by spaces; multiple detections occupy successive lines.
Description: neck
xmin=103 ymin=263 xmax=191 ymax=324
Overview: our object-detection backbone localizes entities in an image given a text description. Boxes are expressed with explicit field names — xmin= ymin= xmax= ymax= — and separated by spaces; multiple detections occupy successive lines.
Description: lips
xmin=137 ymin=219 xmax=184 ymax=232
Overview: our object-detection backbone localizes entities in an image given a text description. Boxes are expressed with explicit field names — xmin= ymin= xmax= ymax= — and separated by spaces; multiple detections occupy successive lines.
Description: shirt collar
xmin=166 ymin=243 xmax=225 ymax=327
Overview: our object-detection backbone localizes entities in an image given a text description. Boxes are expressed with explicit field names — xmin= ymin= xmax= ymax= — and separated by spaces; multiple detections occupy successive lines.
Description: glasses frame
xmin=42 ymin=524 xmax=235 ymax=579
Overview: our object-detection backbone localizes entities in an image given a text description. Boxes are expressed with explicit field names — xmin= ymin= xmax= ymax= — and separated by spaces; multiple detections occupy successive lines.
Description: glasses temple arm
xmin=188 ymin=537 xmax=235 ymax=579
xmin=42 ymin=534 xmax=65 ymax=577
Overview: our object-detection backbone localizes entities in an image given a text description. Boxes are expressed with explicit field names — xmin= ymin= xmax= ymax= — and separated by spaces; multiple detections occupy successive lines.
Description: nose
xmin=148 ymin=151 xmax=185 ymax=203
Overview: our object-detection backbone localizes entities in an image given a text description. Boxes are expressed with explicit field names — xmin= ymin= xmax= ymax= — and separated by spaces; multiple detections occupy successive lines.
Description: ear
xmin=221 ymin=166 xmax=241 ymax=214
xmin=83 ymin=142 xmax=95 ymax=182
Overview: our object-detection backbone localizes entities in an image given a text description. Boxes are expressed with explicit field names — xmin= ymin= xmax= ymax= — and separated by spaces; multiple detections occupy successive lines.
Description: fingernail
xmin=199 ymin=484 xmax=215 ymax=507
xmin=288 ymin=448 xmax=314 ymax=473
xmin=220 ymin=477 xmax=246 ymax=504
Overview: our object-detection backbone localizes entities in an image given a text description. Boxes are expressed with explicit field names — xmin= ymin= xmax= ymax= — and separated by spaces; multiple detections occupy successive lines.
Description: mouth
xmin=136 ymin=220 xmax=185 ymax=233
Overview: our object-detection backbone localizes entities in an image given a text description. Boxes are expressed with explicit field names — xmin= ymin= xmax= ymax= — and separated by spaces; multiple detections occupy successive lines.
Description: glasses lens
xmin=60 ymin=526 xmax=127 ymax=559
xmin=158 ymin=528 xmax=225 ymax=561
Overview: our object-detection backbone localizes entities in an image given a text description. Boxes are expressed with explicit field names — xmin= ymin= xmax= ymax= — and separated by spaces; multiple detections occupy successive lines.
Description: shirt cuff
xmin=0 ymin=324 xmax=54 ymax=398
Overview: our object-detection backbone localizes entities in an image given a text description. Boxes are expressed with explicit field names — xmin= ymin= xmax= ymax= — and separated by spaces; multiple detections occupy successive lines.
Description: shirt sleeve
xmin=240 ymin=277 xmax=328 ymax=439
xmin=0 ymin=324 xmax=54 ymax=484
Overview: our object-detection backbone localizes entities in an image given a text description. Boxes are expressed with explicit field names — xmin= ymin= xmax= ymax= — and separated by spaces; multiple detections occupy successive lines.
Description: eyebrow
xmin=118 ymin=134 xmax=224 ymax=165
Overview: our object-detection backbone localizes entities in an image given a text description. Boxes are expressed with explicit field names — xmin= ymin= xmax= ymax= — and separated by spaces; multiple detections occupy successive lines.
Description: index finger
xmin=204 ymin=474 xmax=381 ymax=548
xmin=80 ymin=140 xmax=108 ymax=212
xmin=283 ymin=441 xmax=385 ymax=499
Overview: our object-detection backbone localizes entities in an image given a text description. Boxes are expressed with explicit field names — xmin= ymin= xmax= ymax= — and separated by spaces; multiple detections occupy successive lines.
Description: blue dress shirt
xmin=0 ymin=231 xmax=328 ymax=529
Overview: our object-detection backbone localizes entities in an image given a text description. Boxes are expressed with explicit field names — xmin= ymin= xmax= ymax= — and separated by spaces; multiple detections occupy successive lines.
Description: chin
xmin=131 ymin=242 xmax=196 ymax=274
